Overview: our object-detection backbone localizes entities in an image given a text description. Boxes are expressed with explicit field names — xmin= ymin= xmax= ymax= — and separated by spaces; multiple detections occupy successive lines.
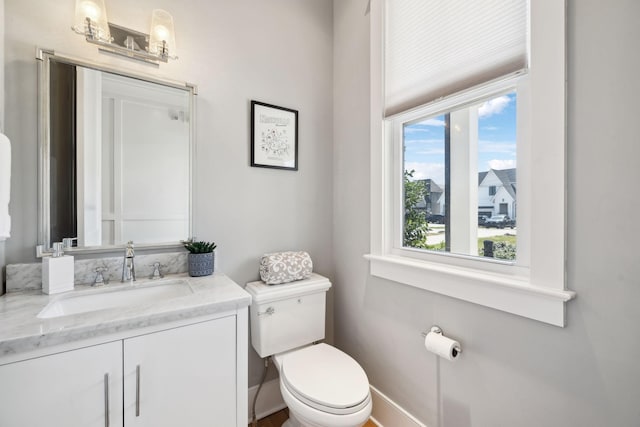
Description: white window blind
xmin=384 ymin=0 xmax=528 ymax=117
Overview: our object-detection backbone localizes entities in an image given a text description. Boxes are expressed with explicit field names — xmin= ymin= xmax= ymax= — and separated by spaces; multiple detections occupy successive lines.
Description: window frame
xmin=393 ymin=79 xmax=521 ymax=264
xmin=367 ymin=0 xmax=575 ymax=327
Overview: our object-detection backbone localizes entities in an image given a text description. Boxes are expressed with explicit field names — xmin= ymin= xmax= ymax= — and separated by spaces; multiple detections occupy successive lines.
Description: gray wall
xmin=3 ymin=0 xmax=333 ymax=385
xmin=0 ymin=0 xmax=4 ymax=132
xmin=0 ymin=0 xmax=5 ymax=287
xmin=333 ymin=0 xmax=640 ymax=426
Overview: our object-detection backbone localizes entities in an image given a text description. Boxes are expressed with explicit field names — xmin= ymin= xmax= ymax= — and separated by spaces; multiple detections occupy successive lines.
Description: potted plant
xmin=184 ymin=240 xmax=217 ymax=277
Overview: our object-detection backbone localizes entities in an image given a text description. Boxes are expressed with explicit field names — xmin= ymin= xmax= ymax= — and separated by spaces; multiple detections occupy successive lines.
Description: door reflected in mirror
xmin=41 ymin=51 xmax=194 ymax=251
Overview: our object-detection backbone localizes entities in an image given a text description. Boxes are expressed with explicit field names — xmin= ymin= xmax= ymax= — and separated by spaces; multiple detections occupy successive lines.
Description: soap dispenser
xmin=42 ymin=242 xmax=75 ymax=294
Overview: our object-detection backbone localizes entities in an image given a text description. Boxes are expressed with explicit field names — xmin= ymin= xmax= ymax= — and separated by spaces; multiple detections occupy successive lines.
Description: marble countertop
xmin=0 ymin=273 xmax=251 ymax=358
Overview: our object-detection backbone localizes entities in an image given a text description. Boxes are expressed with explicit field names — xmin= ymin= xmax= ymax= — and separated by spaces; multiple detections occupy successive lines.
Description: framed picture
xmin=251 ymin=100 xmax=298 ymax=171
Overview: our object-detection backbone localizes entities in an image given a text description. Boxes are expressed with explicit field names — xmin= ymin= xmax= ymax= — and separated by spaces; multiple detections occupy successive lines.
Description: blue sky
xmin=404 ymin=92 xmax=517 ymax=185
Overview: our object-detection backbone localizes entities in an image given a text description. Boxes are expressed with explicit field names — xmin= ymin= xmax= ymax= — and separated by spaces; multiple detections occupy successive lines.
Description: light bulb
xmin=81 ymin=1 xmax=101 ymax=21
xmin=153 ymin=25 xmax=169 ymax=41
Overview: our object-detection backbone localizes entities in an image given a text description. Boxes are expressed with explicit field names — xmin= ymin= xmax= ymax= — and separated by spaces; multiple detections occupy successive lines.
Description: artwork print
xmin=251 ymin=101 xmax=298 ymax=170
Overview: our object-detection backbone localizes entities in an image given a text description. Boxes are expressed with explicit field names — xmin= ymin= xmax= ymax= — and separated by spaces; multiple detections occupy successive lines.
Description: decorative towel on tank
xmin=259 ymin=251 xmax=313 ymax=285
xmin=0 ymin=132 xmax=11 ymax=241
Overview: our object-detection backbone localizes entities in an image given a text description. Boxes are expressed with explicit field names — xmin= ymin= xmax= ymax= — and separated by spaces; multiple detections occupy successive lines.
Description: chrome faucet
xmin=149 ymin=262 xmax=164 ymax=280
xmin=93 ymin=267 xmax=109 ymax=286
xmin=121 ymin=241 xmax=136 ymax=282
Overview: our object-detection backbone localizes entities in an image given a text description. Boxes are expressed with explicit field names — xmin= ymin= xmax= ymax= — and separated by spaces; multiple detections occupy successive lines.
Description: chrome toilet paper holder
xmin=421 ymin=325 xmax=462 ymax=356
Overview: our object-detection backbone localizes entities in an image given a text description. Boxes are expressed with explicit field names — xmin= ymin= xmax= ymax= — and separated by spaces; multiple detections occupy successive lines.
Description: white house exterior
xmin=415 ymin=168 xmax=516 ymax=220
xmin=478 ymin=168 xmax=516 ymax=219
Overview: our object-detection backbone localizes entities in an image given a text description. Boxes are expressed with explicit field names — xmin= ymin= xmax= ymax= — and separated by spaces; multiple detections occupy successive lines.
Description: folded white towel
xmin=0 ymin=132 xmax=11 ymax=241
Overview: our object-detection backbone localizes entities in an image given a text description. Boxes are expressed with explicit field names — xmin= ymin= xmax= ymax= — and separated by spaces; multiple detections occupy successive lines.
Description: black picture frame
xmin=250 ymin=100 xmax=298 ymax=171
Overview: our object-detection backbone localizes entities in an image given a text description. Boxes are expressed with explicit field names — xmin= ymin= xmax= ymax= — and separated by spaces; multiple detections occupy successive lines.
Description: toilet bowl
xmin=274 ymin=343 xmax=372 ymax=427
xmin=246 ymin=274 xmax=372 ymax=427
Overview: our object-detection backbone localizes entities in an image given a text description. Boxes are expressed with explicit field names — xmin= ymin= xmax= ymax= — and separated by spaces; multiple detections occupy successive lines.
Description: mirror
xmin=37 ymin=48 xmax=196 ymax=253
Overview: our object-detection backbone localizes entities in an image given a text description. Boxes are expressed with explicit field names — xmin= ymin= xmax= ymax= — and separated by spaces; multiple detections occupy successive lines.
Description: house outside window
xmin=403 ymin=90 xmax=518 ymax=259
xmin=367 ymin=0 xmax=574 ymax=326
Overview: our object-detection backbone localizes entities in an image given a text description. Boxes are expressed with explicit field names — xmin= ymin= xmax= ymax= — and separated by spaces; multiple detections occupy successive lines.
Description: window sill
xmin=364 ymin=254 xmax=575 ymax=327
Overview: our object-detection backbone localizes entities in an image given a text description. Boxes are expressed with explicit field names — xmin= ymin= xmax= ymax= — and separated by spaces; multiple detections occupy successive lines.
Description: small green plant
xmin=184 ymin=240 xmax=217 ymax=254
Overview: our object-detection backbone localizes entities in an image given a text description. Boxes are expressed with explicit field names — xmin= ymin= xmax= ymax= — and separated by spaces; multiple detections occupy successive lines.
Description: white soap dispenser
xmin=42 ymin=242 xmax=75 ymax=294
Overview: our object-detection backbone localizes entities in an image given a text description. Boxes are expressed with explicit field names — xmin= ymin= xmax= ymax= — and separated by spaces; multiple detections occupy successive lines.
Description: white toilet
xmin=246 ymin=274 xmax=372 ymax=427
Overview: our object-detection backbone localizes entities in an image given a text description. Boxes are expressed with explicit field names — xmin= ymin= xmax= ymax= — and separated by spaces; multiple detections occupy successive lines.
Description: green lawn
xmin=478 ymin=234 xmax=516 ymax=248
xmin=427 ymin=234 xmax=517 ymax=257
xmin=478 ymin=234 xmax=517 ymax=260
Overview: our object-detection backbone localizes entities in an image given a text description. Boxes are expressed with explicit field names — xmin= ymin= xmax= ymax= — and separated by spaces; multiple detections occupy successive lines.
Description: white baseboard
xmin=247 ymin=378 xmax=287 ymax=421
xmin=369 ymin=385 xmax=427 ymax=427
xmin=247 ymin=381 xmax=426 ymax=427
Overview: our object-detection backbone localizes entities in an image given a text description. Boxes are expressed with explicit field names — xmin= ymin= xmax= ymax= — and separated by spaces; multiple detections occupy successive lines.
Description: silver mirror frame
xmin=36 ymin=47 xmax=197 ymax=256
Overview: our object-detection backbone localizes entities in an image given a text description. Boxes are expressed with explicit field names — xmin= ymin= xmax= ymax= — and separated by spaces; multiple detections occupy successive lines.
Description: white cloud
xmin=416 ymin=118 xmax=446 ymax=127
xmin=478 ymin=96 xmax=511 ymax=118
xmin=404 ymin=127 xmax=429 ymax=134
xmin=404 ymin=161 xmax=445 ymax=185
xmin=478 ymin=140 xmax=516 ymax=154
xmin=487 ymin=159 xmax=517 ymax=170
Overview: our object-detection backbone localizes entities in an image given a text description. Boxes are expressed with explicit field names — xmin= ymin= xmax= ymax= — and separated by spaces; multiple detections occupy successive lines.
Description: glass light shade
xmin=148 ymin=9 xmax=177 ymax=59
xmin=73 ymin=0 xmax=110 ymax=42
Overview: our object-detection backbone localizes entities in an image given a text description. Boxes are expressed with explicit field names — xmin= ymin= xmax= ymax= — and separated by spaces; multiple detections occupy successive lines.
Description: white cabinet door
xmin=123 ymin=317 xmax=237 ymax=427
xmin=0 ymin=341 xmax=123 ymax=427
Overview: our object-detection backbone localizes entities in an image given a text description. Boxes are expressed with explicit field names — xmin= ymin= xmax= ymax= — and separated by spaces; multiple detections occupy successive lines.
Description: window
xmin=367 ymin=0 xmax=574 ymax=326
xmin=402 ymin=90 xmax=518 ymax=261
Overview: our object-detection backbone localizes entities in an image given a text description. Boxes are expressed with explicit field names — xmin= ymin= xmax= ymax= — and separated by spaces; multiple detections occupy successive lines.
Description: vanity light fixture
xmin=72 ymin=0 xmax=111 ymax=42
xmin=148 ymin=9 xmax=177 ymax=60
xmin=71 ymin=0 xmax=178 ymax=65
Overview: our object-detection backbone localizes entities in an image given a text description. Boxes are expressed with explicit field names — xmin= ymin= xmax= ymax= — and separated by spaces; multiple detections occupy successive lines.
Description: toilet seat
xmin=278 ymin=343 xmax=371 ymax=416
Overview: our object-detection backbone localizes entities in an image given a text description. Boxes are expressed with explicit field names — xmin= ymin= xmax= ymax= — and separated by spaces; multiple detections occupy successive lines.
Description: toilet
xmin=246 ymin=274 xmax=372 ymax=427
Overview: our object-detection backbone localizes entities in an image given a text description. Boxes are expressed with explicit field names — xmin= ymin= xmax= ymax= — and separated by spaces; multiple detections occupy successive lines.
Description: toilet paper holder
xmin=421 ymin=325 xmax=462 ymax=356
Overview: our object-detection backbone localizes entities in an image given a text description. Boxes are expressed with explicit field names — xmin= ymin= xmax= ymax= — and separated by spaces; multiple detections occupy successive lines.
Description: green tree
xmin=403 ymin=170 xmax=429 ymax=248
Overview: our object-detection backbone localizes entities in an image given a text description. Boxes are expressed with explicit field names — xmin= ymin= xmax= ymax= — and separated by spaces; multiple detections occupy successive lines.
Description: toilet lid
xmin=280 ymin=343 xmax=370 ymax=414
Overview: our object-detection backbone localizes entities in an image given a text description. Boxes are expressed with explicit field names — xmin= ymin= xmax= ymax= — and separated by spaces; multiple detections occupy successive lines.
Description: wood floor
xmin=250 ymin=408 xmax=377 ymax=427
xmin=251 ymin=408 xmax=289 ymax=427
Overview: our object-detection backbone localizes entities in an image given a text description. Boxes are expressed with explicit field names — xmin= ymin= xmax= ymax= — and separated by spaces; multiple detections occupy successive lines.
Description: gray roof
xmin=415 ymin=169 xmax=516 ymax=198
xmin=415 ymin=179 xmax=443 ymax=194
xmin=425 ymin=179 xmax=443 ymax=194
xmin=478 ymin=171 xmax=488 ymax=185
xmin=490 ymin=168 xmax=517 ymax=199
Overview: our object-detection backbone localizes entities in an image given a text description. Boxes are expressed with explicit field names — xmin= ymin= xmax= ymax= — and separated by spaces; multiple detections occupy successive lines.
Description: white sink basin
xmin=37 ymin=279 xmax=193 ymax=319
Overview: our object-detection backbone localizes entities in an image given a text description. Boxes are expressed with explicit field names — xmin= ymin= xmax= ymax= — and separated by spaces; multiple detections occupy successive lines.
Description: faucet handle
xmin=62 ymin=237 xmax=78 ymax=249
xmin=125 ymin=241 xmax=135 ymax=258
xmin=94 ymin=267 xmax=109 ymax=286
xmin=149 ymin=262 xmax=164 ymax=279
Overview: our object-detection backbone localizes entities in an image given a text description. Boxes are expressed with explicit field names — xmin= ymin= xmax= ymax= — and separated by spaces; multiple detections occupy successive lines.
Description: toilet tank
xmin=245 ymin=273 xmax=331 ymax=358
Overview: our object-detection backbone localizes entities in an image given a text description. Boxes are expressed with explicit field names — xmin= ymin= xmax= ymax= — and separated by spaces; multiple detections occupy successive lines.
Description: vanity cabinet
xmin=0 ymin=314 xmax=243 ymax=427
xmin=123 ymin=316 xmax=237 ymax=426
xmin=0 ymin=341 xmax=123 ymax=427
